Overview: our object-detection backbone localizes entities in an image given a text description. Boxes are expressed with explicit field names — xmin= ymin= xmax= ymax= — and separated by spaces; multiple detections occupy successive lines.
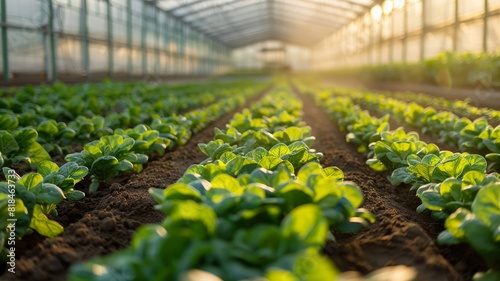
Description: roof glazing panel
xmin=152 ymin=0 xmax=379 ymax=47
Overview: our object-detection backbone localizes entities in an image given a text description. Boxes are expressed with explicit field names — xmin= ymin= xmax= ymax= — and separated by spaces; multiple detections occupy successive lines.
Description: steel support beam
xmin=106 ymin=0 xmax=113 ymax=77
xmin=127 ymin=0 xmax=132 ymax=74
xmin=483 ymin=0 xmax=488 ymax=52
xmin=80 ymin=0 xmax=89 ymax=78
xmin=1 ymin=0 xmax=8 ymax=81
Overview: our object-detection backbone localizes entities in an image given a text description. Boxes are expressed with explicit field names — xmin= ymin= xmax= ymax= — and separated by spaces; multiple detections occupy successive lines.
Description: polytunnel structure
xmin=1 ymin=1 xmax=500 ymax=281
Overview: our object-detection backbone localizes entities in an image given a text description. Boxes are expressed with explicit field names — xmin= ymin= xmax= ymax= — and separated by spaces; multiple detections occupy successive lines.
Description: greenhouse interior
xmin=1 ymin=1 xmax=500 ymax=281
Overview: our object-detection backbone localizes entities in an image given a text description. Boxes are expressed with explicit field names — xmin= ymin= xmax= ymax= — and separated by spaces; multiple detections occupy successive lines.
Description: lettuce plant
xmin=65 ymin=134 xmax=148 ymax=192
xmin=37 ymin=119 xmax=76 ymax=155
xmin=0 ymin=160 xmax=88 ymax=255
xmin=416 ymin=172 xmax=499 ymax=220
xmin=0 ymin=128 xmax=51 ymax=168
xmin=438 ymin=183 xmax=500 ymax=281
xmin=115 ymin=124 xmax=171 ymax=157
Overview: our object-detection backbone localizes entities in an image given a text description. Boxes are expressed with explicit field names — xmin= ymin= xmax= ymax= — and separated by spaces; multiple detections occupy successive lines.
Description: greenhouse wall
xmin=0 ymin=0 xmax=232 ymax=83
xmin=311 ymin=0 xmax=500 ymax=70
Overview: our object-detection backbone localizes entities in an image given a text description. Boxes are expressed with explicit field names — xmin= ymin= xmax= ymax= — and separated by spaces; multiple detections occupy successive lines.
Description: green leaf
xmin=281 ymin=204 xmax=328 ymax=247
xmin=472 ymin=183 xmax=500 ymax=228
xmin=36 ymin=183 xmax=65 ymax=204
xmin=14 ymin=128 xmax=38 ymax=148
xmin=0 ymin=131 xmax=19 ymax=155
xmin=18 ymin=173 xmax=43 ymax=190
xmin=210 ymin=174 xmax=243 ymax=195
xmin=29 ymin=205 xmax=64 ymax=238
xmin=66 ymin=190 xmax=85 ymax=201
xmin=269 ymin=143 xmax=291 ymax=158
xmin=162 ymin=183 xmax=203 ymax=202
xmin=26 ymin=142 xmax=51 ymax=165
xmin=37 ymin=161 xmax=59 ymax=177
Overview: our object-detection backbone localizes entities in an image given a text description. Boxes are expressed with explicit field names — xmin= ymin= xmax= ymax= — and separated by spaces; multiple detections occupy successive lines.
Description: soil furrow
xmin=294 ymin=88 xmax=486 ymax=281
xmin=2 ymin=87 xmax=271 ymax=281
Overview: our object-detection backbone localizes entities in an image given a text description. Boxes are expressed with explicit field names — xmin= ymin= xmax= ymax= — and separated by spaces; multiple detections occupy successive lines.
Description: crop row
xmin=0 ymin=81 xmax=264 ymax=158
xmin=324 ymin=87 xmax=500 ymax=171
xmin=68 ymin=86 xmax=375 ymax=281
xmin=307 ymin=88 xmax=500 ymax=281
xmin=372 ymin=89 xmax=500 ymax=122
xmin=0 ymin=82 xmax=264 ymax=261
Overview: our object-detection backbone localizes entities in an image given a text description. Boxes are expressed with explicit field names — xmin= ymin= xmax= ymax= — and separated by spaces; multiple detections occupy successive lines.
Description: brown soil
xmin=296 ymin=90 xmax=487 ymax=281
xmin=1 ymin=85 xmax=488 ymax=281
xmin=0 ymin=89 xmax=268 ymax=281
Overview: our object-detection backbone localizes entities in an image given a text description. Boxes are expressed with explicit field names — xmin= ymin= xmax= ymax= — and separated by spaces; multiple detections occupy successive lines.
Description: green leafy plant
xmin=0 ymin=160 xmax=88 ymax=251
xmin=0 ymin=128 xmax=51 ymax=168
xmin=37 ymin=119 xmax=76 ymax=155
xmin=115 ymin=124 xmax=171 ymax=157
xmin=65 ymin=134 xmax=148 ymax=192
xmin=438 ymin=183 xmax=500 ymax=281
xmin=416 ymin=172 xmax=499 ymax=221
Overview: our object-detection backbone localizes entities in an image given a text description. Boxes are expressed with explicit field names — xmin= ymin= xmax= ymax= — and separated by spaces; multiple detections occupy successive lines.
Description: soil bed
xmin=1 ymin=89 xmax=268 ymax=281
xmin=1 ymin=85 xmax=487 ymax=281
xmin=295 ymin=89 xmax=487 ymax=281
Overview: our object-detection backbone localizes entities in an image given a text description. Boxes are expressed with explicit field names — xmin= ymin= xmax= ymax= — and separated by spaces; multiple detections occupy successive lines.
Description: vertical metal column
xmin=402 ymin=2 xmax=408 ymax=62
xmin=389 ymin=10 xmax=394 ymax=63
xmin=80 ymin=0 xmax=89 ymax=78
xmin=420 ymin=0 xmax=426 ymax=61
xmin=126 ymin=0 xmax=132 ymax=74
xmin=106 ymin=0 xmax=113 ymax=78
xmin=1 ymin=0 xmax=9 ymax=82
xmin=154 ymin=7 xmax=160 ymax=74
xmin=483 ymin=0 xmax=489 ymax=52
xmin=141 ymin=2 xmax=147 ymax=75
xmin=48 ymin=0 xmax=57 ymax=82
xmin=164 ymin=16 xmax=170 ymax=74
xmin=453 ymin=0 xmax=459 ymax=52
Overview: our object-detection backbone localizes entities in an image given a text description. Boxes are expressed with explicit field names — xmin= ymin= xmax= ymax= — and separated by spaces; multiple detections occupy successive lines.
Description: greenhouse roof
xmin=151 ymin=0 xmax=379 ymax=48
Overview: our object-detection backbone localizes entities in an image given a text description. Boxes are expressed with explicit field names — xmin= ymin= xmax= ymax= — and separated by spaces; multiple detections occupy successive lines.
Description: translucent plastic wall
xmin=232 ymin=40 xmax=311 ymax=71
xmin=0 ymin=0 xmax=232 ymax=82
xmin=312 ymin=0 xmax=500 ymax=69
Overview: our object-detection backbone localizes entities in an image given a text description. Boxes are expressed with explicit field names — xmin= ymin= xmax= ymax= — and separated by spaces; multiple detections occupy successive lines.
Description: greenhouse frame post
xmin=402 ymin=1 xmax=408 ymax=62
xmin=483 ymin=0 xmax=488 ymax=52
xmin=80 ymin=0 xmax=90 ymax=79
xmin=420 ymin=0 xmax=426 ymax=61
xmin=141 ymin=2 xmax=147 ymax=75
xmin=106 ymin=0 xmax=113 ymax=78
xmin=126 ymin=0 xmax=132 ymax=74
xmin=48 ymin=0 xmax=57 ymax=82
xmin=154 ymin=7 xmax=160 ymax=74
xmin=1 ymin=0 xmax=8 ymax=82
xmin=453 ymin=0 xmax=459 ymax=52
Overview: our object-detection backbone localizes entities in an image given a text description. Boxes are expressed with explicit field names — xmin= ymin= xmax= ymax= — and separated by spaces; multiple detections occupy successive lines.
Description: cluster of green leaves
xmin=437 ymin=183 xmax=500 ymax=281
xmin=324 ymin=51 xmax=500 ymax=90
xmin=65 ymin=134 xmax=149 ymax=192
xmin=0 ymin=128 xmax=51 ymax=169
xmin=0 ymin=161 xmax=88 ymax=257
xmin=338 ymin=88 xmax=500 ymax=171
xmin=379 ymin=90 xmax=500 ymax=122
xmin=310 ymin=87 xmax=500 ymax=280
xmin=68 ymin=87 xmax=374 ymax=281
xmin=0 ymin=81 xmax=267 ymax=158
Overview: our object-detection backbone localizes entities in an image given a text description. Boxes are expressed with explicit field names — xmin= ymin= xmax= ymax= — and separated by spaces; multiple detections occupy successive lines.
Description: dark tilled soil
xmin=296 ymin=90 xmax=487 ymax=281
xmin=0 ymin=90 xmax=267 ymax=281
xmin=2 ymin=85 xmax=488 ymax=281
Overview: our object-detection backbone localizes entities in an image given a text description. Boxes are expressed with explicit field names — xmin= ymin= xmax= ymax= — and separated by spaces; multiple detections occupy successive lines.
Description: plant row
xmin=0 ymin=81 xmax=266 ymax=158
xmin=0 ymin=83 xmax=261 ymax=262
xmin=374 ymin=89 xmax=500 ymax=122
xmin=308 ymin=89 xmax=500 ymax=281
xmin=320 ymin=51 xmax=500 ymax=90
xmin=68 ymin=86 xmax=375 ymax=281
xmin=328 ymin=87 xmax=500 ymax=171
